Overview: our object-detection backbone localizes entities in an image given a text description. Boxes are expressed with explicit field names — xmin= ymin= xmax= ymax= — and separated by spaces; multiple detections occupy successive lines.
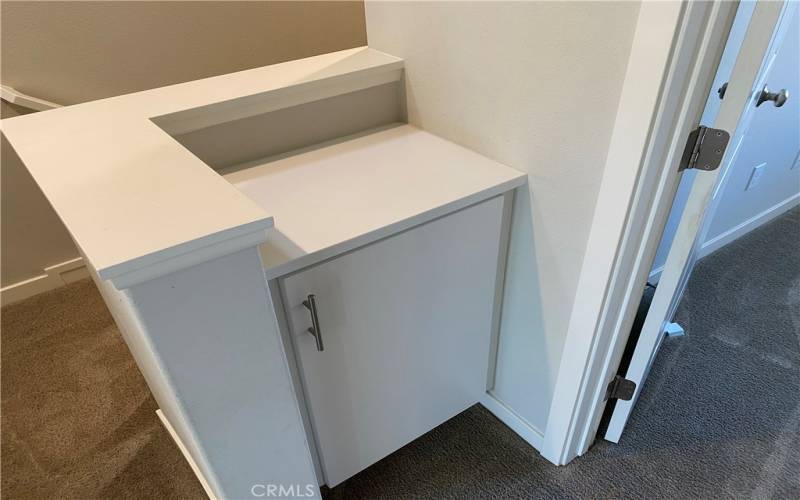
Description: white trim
xmin=0 ymin=84 xmax=60 ymax=111
xmin=1 ymin=257 xmax=88 ymax=306
xmin=480 ymin=393 xmax=544 ymax=450
xmin=604 ymin=0 xmax=789 ymax=443
xmin=156 ymin=409 xmax=216 ymax=500
xmin=486 ymin=191 xmax=516 ymax=391
xmin=102 ymin=221 xmax=272 ymax=289
xmin=539 ymin=0 xmax=737 ymax=465
xmin=269 ymin=280 xmax=326 ymax=486
xmin=538 ymin=0 xmax=691 ymax=465
xmin=701 ymin=192 xmax=800 ymax=256
xmin=650 ymin=189 xmax=800 ymax=283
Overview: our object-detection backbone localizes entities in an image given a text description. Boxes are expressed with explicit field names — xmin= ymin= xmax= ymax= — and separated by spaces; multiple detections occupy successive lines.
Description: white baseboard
xmin=1 ymin=257 xmax=88 ymax=306
xmin=700 ymin=192 xmax=800 ymax=258
xmin=156 ymin=409 xmax=216 ymax=500
xmin=480 ymin=392 xmax=545 ymax=451
xmin=649 ymin=193 xmax=800 ymax=284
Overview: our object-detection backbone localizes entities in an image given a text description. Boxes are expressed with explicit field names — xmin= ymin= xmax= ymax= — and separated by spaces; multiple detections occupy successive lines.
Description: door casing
xmin=539 ymin=0 xmax=746 ymax=465
xmin=604 ymin=0 xmax=795 ymax=443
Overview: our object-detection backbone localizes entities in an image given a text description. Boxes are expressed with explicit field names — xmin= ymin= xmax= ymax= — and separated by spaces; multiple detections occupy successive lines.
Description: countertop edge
xmin=263 ymin=175 xmax=527 ymax=281
xmin=100 ymin=217 xmax=274 ymax=290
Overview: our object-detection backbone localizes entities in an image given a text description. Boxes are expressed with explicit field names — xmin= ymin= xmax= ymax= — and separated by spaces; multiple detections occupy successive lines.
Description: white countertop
xmin=223 ymin=124 xmax=527 ymax=279
xmin=1 ymin=47 xmax=403 ymax=288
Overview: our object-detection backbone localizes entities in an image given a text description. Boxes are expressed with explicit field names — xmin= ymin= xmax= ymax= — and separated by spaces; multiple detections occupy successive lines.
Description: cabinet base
xmin=480 ymin=393 xmax=545 ymax=451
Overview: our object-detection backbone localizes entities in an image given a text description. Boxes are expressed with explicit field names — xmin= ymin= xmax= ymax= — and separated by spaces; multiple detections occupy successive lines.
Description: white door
xmin=281 ymin=197 xmax=503 ymax=486
xmin=605 ymin=0 xmax=797 ymax=443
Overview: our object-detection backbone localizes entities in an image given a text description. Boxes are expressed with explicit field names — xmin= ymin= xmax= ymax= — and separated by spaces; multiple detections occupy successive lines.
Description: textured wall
xmin=365 ymin=1 xmax=641 ymax=431
xmin=1 ymin=1 xmax=367 ymax=286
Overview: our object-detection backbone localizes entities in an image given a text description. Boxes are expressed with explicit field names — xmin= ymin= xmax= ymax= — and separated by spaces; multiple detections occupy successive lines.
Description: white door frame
xmin=603 ymin=0 xmax=794 ymax=443
xmin=539 ymin=0 xmax=749 ymax=465
xmin=662 ymin=1 xmax=796 ymax=332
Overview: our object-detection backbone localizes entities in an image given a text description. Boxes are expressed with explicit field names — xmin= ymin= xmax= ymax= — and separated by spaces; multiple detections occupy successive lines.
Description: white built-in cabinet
xmin=281 ymin=196 xmax=504 ymax=486
xmin=3 ymin=48 xmax=530 ymax=498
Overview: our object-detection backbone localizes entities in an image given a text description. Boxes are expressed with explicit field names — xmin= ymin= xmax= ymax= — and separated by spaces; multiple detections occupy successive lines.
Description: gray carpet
xmin=2 ymin=207 xmax=798 ymax=499
xmin=1 ymin=279 xmax=204 ymax=499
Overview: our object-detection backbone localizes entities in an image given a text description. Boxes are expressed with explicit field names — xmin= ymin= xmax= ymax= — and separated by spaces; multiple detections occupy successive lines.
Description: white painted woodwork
xmin=0 ymin=257 xmax=88 ymax=306
xmin=479 ymin=393 xmax=544 ymax=449
xmin=535 ymin=0 xmax=691 ymax=463
xmin=281 ymin=197 xmax=503 ymax=486
xmin=605 ymin=0 xmax=790 ymax=443
xmin=89 ymin=247 xmax=320 ymax=499
xmin=223 ymin=124 xmax=526 ymax=278
xmin=0 ymin=84 xmax=60 ymax=111
xmin=0 ymin=47 xmax=402 ymax=288
xmin=537 ymin=0 xmax=738 ymax=464
xmin=2 ymin=44 xmax=529 ymax=493
xmin=651 ymin=5 xmax=800 ymax=280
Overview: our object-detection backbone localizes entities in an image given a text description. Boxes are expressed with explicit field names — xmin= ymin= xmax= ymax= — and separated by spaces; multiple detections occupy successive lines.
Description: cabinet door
xmin=281 ymin=196 xmax=504 ymax=486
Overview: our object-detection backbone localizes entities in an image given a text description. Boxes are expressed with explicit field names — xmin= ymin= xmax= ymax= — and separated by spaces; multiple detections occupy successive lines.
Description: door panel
xmin=282 ymin=196 xmax=504 ymax=486
xmin=605 ymin=0 xmax=794 ymax=443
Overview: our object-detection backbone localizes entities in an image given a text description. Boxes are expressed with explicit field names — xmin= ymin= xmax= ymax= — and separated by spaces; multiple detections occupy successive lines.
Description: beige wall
xmin=1 ymin=1 xmax=367 ymax=287
xmin=365 ymin=1 xmax=641 ymax=432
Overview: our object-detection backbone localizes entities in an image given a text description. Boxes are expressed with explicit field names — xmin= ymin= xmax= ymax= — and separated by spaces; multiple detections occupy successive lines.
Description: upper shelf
xmin=1 ymin=47 xmax=404 ymax=288
xmin=223 ymin=124 xmax=527 ymax=279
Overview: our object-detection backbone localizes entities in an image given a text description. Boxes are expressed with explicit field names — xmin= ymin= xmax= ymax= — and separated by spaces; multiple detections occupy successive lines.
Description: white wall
xmin=651 ymin=4 xmax=799 ymax=277
xmin=365 ymin=1 xmax=641 ymax=432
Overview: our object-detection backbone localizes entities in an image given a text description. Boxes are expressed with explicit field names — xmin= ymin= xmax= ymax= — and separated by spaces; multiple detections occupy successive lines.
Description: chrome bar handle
xmin=302 ymin=294 xmax=324 ymax=351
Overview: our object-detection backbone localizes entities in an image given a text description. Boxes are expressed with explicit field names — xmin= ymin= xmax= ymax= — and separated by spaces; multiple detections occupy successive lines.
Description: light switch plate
xmin=746 ymin=162 xmax=766 ymax=190
xmin=791 ymin=150 xmax=800 ymax=170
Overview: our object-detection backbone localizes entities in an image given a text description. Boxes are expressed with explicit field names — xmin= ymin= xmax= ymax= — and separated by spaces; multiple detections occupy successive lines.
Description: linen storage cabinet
xmin=280 ymin=196 xmax=505 ymax=486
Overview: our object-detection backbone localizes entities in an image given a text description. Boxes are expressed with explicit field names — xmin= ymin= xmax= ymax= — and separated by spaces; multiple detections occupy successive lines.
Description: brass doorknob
xmin=756 ymin=85 xmax=789 ymax=107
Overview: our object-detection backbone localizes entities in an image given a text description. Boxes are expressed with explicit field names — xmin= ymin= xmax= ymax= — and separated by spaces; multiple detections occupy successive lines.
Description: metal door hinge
xmin=605 ymin=375 xmax=636 ymax=401
xmin=678 ymin=126 xmax=730 ymax=172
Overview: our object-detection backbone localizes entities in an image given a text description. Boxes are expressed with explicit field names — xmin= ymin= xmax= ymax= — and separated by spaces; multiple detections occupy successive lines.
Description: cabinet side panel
xmin=85 ymin=255 xmax=222 ymax=496
xmin=90 ymin=247 xmax=319 ymax=498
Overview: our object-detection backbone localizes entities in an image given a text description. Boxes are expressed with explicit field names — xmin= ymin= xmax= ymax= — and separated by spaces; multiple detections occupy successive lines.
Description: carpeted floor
xmin=1 ymin=279 xmax=204 ymax=499
xmin=2 ymin=207 xmax=798 ymax=499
